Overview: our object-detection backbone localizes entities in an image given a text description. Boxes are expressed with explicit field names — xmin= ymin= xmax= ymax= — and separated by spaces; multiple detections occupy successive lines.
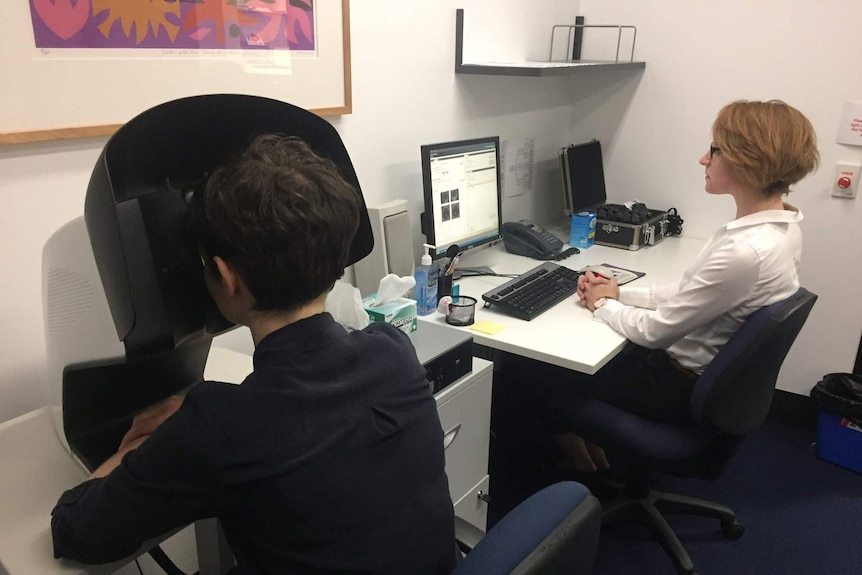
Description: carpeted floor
xmin=489 ymin=421 xmax=862 ymax=575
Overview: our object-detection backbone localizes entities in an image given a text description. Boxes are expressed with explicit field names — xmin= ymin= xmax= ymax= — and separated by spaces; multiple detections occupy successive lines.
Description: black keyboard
xmin=481 ymin=262 xmax=582 ymax=321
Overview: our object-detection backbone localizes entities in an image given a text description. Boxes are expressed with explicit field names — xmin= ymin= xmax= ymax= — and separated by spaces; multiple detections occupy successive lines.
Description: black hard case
xmin=595 ymin=210 xmax=668 ymax=251
xmin=559 ymin=140 xmax=667 ymax=251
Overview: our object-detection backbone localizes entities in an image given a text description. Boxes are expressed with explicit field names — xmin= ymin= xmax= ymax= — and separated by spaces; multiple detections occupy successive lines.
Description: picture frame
xmin=0 ymin=0 xmax=352 ymax=145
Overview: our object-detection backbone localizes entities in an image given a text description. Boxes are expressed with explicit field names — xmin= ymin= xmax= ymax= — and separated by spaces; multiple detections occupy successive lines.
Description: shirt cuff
xmin=593 ymin=297 xmax=625 ymax=323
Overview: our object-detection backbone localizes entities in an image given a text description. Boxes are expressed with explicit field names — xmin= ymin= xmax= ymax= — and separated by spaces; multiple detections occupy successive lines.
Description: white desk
xmin=419 ymin=235 xmax=706 ymax=374
xmin=0 ymin=348 xmax=256 ymax=575
xmin=0 ymin=407 xmax=124 ymax=575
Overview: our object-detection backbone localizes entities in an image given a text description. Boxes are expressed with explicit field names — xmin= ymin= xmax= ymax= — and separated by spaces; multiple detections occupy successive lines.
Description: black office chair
xmin=563 ymin=288 xmax=818 ymax=575
xmin=453 ymin=481 xmax=602 ymax=575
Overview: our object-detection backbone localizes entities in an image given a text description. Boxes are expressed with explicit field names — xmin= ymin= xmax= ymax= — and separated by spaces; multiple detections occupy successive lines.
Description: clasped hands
xmin=578 ymin=271 xmax=620 ymax=311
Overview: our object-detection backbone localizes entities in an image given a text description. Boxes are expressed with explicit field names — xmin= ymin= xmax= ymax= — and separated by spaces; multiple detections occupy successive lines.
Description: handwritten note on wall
xmin=837 ymin=101 xmax=862 ymax=146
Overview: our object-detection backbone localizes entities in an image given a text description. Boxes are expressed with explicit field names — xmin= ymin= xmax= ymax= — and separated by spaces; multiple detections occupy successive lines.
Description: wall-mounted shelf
xmin=454 ymin=9 xmax=646 ymax=77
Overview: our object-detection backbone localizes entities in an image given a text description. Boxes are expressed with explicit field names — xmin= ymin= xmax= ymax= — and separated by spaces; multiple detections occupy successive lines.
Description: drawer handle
xmin=442 ymin=423 xmax=461 ymax=450
xmin=477 ymin=490 xmax=491 ymax=504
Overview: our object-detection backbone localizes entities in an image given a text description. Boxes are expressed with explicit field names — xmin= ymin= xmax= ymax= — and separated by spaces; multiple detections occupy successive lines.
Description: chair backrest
xmin=690 ymin=287 xmax=817 ymax=435
xmin=452 ymin=482 xmax=601 ymax=575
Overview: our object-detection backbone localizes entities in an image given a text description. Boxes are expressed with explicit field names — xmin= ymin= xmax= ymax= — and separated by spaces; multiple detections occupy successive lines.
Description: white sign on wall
xmin=500 ymin=137 xmax=536 ymax=198
xmin=837 ymin=101 xmax=862 ymax=146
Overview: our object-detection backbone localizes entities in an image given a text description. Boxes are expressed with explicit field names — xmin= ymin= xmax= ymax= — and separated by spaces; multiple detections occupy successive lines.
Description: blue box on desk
xmin=570 ymin=212 xmax=596 ymax=249
xmin=816 ymin=412 xmax=862 ymax=474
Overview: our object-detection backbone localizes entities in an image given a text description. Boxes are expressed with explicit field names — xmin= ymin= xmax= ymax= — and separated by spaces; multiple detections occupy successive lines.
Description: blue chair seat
xmin=454 ymin=481 xmax=601 ymax=575
xmin=570 ymin=400 xmax=721 ymax=463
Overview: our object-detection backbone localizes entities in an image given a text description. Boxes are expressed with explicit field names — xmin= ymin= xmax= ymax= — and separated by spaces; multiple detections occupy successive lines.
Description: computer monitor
xmin=420 ymin=137 xmax=503 ymax=259
xmin=45 ymin=94 xmax=374 ymax=470
xmin=559 ymin=139 xmax=608 ymax=215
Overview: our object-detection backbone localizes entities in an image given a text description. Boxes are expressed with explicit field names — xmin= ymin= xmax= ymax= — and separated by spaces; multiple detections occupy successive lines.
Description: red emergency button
xmin=838 ymin=176 xmax=852 ymax=189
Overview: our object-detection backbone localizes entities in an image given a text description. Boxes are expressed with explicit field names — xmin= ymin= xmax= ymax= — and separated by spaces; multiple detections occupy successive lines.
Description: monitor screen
xmin=559 ymin=139 xmax=607 ymax=215
xmin=420 ymin=137 xmax=503 ymax=259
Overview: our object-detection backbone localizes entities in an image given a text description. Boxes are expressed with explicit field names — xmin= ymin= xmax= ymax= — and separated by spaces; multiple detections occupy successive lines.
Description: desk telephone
xmin=503 ymin=220 xmax=577 ymax=260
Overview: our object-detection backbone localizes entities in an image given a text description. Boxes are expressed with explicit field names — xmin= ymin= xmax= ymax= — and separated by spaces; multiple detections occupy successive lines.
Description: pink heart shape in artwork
xmin=33 ymin=0 xmax=90 ymax=41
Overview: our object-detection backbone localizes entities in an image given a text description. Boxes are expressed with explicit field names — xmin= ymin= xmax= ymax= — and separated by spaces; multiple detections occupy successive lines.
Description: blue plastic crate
xmin=816 ymin=412 xmax=862 ymax=474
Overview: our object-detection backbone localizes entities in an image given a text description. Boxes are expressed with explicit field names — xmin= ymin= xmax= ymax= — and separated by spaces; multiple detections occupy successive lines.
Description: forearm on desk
xmin=52 ymin=404 xmax=219 ymax=564
xmin=90 ymin=435 xmax=147 ymax=479
xmin=618 ymin=286 xmax=652 ymax=309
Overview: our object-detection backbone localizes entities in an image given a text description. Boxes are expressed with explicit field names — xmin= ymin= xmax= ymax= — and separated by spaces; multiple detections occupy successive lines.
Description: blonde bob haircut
xmin=712 ymin=100 xmax=819 ymax=196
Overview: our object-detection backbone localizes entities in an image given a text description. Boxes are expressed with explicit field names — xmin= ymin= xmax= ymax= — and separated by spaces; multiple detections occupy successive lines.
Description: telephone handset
xmin=502 ymin=220 xmax=565 ymax=260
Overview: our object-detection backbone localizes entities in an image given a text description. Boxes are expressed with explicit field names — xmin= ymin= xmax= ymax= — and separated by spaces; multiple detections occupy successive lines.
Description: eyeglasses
xmin=709 ymin=143 xmax=721 ymax=158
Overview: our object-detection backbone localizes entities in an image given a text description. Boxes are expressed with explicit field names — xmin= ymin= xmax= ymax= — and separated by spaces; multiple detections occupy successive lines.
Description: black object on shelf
xmin=572 ymin=16 xmax=585 ymax=60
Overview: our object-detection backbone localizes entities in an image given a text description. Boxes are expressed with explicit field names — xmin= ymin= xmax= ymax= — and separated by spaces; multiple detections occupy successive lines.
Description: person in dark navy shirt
xmin=51 ymin=135 xmax=456 ymax=575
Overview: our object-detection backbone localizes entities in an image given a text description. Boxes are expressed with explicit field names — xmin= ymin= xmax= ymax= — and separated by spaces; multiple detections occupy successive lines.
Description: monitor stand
xmin=452 ymin=266 xmax=495 ymax=280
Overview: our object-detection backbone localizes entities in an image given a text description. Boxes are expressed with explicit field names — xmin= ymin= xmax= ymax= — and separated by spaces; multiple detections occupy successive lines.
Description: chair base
xmin=602 ymin=487 xmax=744 ymax=575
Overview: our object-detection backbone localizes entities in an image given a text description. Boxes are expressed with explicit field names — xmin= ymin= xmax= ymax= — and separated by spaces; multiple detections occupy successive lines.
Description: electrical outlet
xmin=832 ymin=163 xmax=860 ymax=198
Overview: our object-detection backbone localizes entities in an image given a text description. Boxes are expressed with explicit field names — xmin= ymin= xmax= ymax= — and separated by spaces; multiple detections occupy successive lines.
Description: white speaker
xmin=353 ymin=200 xmax=415 ymax=296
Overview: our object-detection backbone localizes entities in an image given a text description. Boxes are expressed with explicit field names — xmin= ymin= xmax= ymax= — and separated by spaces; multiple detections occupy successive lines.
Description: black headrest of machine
xmin=85 ymin=94 xmax=374 ymax=357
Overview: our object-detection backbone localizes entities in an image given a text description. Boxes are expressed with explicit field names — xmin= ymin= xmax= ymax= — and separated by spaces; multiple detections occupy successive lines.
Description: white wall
xmin=1 ymin=141 xmax=105 ymax=421
xmin=579 ymin=0 xmax=862 ymax=395
xmin=2 ymin=0 xmax=859 ymax=429
xmin=335 ymin=2 xmax=644 ymax=267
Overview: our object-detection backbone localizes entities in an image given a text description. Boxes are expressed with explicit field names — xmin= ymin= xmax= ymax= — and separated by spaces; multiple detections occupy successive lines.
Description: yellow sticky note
xmin=470 ymin=321 xmax=505 ymax=335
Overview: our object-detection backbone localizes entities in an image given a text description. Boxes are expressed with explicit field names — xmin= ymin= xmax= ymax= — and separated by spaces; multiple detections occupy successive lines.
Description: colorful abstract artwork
xmin=29 ymin=0 xmax=315 ymax=51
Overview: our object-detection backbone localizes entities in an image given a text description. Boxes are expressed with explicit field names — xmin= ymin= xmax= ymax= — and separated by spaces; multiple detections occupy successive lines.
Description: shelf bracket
xmin=455 ymin=8 xmax=466 ymax=73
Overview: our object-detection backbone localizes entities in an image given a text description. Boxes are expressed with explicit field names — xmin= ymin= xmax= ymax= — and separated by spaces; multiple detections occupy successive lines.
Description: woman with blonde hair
xmin=540 ymin=100 xmax=820 ymax=472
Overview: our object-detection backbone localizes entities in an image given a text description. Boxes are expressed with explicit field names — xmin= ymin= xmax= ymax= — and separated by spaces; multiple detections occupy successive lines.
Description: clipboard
xmin=578 ymin=263 xmax=645 ymax=286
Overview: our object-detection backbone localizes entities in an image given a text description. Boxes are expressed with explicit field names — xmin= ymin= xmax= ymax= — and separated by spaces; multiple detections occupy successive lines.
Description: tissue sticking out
xmin=361 ymin=273 xmax=418 ymax=334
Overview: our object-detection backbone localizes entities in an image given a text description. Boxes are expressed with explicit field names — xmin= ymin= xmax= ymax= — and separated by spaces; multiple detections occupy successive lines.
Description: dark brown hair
xmin=193 ymin=134 xmax=360 ymax=311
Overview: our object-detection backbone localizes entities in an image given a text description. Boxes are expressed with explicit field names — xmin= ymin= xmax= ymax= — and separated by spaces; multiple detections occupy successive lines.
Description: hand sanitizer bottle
xmin=414 ymin=251 xmax=438 ymax=316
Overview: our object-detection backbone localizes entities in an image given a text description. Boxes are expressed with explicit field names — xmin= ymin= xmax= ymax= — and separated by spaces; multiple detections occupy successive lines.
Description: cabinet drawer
xmin=453 ymin=474 xmax=490 ymax=533
xmin=436 ymin=365 xmax=492 ymax=508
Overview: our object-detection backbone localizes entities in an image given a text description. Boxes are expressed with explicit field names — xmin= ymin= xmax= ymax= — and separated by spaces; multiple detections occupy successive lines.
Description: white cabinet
xmin=435 ymin=357 xmax=493 ymax=532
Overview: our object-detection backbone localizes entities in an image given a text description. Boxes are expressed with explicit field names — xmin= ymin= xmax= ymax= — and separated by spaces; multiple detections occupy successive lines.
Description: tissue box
xmin=362 ymin=295 xmax=417 ymax=334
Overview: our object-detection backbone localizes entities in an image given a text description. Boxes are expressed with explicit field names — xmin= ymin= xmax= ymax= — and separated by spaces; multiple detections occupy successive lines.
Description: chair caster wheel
xmin=721 ymin=520 xmax=744 ymax=540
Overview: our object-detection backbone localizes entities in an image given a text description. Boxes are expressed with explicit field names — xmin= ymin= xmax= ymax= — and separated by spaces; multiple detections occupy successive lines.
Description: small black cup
xmin=438 ymin=271 xmax=454 ymax=298
xmin=445 ymin=296 xmax=477 ymax=326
